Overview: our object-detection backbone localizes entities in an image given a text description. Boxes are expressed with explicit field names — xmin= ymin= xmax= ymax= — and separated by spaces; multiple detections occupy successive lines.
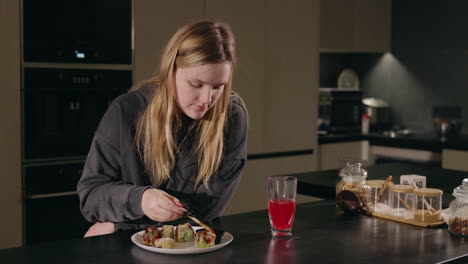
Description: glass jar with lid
xmin=448 ymin=178 xmax=468 ymax=236
xmin=413 ymin=188 xmax=443 ymax=223
xmin=389 ymin=184 xmax=415 ymax=219
xmin=365 ymin=180 xmax=392 ymax=214
xmin=336 ymin=160 xmax=367 ymax=206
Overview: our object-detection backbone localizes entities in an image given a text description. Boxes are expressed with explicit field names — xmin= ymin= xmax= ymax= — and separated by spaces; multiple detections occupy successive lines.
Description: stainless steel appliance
xmin=319 ymin=88 xmax=362 ymax=133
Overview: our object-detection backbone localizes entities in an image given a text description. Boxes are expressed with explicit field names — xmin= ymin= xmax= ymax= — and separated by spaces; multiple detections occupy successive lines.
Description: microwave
xmin=319 ymin=88 xmax=362 ymax=133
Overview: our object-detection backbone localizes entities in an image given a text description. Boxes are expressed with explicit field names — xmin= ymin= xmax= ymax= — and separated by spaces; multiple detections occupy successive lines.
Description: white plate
xmin=131 ymin=226 xmax=233 ymax=255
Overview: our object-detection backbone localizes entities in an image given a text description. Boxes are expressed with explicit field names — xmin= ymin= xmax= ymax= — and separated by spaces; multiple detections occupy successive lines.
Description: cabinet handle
xmin=27 ymin=191 xmax=78 ymax=199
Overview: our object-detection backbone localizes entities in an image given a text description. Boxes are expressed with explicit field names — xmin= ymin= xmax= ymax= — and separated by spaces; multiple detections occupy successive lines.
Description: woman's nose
xmin=200 ymin=87 xmax=212 ymax=105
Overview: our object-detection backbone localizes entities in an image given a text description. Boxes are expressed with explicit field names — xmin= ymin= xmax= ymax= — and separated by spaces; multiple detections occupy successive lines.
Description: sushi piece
xmin=174 ymin=223 xmax=195 ymax=242
xmin=142 ymin=227 xmax=161 ymax=246
xmin=161 ymin=225 xmax=174 ymax=238
xmin=154 ymin=237 xmax=175 ymax=249
xmin=195 ymin=230 xmax=216 ymax=248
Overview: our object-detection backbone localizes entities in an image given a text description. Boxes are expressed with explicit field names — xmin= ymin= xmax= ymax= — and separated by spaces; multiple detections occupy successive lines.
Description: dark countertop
xmin=1 ymin=163 xmax=468 ymax=263
xmin=295 ymin=162 xmax=467 ymax=207
xmin=1 ymin=200 xmax=467 ymax=263
xmin=319 ymin=132 xmax=468 ymax=152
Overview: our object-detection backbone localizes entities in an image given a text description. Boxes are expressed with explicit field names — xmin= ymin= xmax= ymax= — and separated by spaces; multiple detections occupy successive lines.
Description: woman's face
xmin=174 ymin=62 xmax=231 ymax=120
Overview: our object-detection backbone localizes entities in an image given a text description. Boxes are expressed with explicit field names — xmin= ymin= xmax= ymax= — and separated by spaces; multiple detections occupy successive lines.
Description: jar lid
xmin=390 ymin=184 xmax=414 ymax=193
xmin=413 ymin=188 xmax=443 ymax=197
xmin=366 ymin=180 xmax=386 ymax=188
xmin=339 ymin=161 xmax=367 ymax=178
xmin=453 ymin=178 xmax=468 ymax=198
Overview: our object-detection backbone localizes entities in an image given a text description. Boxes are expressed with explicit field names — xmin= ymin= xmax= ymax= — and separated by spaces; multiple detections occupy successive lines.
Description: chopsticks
xmin=180 ymin=202 xmax=213 ymax=231
xmin=186 ymin=214 xmax=213 ymax=232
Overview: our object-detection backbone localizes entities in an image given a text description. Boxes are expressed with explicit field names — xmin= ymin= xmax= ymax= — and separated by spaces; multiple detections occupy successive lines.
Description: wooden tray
xmin=368 ymin=211 xmax=446 ymax=227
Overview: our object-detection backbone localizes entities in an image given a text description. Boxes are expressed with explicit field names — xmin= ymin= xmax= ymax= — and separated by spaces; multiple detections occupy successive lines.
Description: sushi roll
xmin=161 ymin=225 xmax=174 ymax=238
xmin=154 ymin=237 xmax=175 ymax=249
xmin=142 ymin=227 xmax=161 ymax=246
xmin=174 ymin=223 xmax=195 ymax=242
xmin=195 ymin=230 xmax=216 ymax=248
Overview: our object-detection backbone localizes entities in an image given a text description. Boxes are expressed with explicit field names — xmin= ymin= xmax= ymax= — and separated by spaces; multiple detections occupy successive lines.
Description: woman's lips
xmin=193 ymin=105 xmax=207 ymax=111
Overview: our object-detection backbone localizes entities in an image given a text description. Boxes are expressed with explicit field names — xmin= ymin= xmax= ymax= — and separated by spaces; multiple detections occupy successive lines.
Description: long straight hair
xmin=134 ymin=20 xmax=236 ymax=188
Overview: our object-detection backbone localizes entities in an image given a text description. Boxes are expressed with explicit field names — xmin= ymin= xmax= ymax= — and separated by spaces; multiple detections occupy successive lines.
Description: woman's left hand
xmin=84 ymin=222 xmax=115 ymax=237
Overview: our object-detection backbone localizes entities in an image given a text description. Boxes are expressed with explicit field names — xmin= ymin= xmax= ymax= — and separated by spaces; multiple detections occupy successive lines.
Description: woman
xmin=77 ymin=20 xmax=248 ymax=237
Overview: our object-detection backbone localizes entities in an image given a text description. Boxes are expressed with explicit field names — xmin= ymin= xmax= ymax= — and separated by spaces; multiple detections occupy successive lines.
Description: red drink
xmin=268 ymin=198 xmax=296 ymax=230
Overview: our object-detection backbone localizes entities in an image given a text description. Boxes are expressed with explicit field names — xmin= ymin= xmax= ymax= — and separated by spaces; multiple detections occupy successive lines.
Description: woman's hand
xmin=84 ymin=222 xmax=115 ymax=237
xmin=141 ymin=188 xmax=186 ymax=222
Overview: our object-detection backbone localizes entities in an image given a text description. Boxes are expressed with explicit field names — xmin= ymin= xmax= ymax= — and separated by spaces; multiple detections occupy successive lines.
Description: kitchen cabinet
xmin=206 ymin=0 xmax=319 ymax=155
xmin=135 ymin=0 xmax=319 ymax=155
xmin=133 ymin=0 xmax=205 ymax=83
xmin=222 ymin=154 xmax=319 ymax=216
xmin=319 ymin=0 xmax=391 ymax=52
xmin=442 ymin=149 xmax=468 ymax=172
xmin=0 ymin=0 xmax=22 ymax=249
xmin=318 ymin=141 xmax=369 ymax=170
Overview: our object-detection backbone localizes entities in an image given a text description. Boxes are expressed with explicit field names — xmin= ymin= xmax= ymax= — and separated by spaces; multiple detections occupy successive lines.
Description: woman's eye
xmin=190 ymin=82 xmax=202 ymax=88
xmin=213 ymin=85 xmax=224 ymax=90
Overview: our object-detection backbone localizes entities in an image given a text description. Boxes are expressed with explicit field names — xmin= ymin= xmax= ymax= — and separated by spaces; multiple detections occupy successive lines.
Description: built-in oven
xmin=22 ymin=68 xmax=130 ymax=244
xmin=23 ymin=68 xmax=131 ymax=160
xmin=23 ymin=0 xmax=131 ymax=64
xmin=24 ymin=161 xmax=90 ymax=244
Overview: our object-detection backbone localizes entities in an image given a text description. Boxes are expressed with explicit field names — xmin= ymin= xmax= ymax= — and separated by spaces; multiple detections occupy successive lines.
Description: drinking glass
xmin=267 ymin=176 xmax=297 ymax=237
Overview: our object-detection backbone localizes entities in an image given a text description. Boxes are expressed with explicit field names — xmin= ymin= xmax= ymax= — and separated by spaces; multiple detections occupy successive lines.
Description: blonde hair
xmin=134 ymin=20 xmax=236 ymax=188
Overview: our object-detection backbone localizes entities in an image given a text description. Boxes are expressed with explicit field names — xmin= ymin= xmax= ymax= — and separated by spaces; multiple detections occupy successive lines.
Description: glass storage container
xmin=413 ymin=188 xmax=443 ymax=223
xmin=389 ymin=184 xmax=415 ymax=219
xmin=336 ymin=160 xmax=367 ymax=204
xmin=365 ymin=180 xmax=391 ymax=213
xmin=448 ymin=178 xmax=468 ymax=236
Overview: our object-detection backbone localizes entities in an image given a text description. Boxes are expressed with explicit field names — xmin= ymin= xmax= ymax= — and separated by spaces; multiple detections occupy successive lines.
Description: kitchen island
xmin=1 ymin=163 xmax=467 ymax=263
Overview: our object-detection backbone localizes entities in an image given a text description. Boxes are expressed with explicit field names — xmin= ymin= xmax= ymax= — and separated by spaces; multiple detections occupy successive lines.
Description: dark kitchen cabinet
xmin=392 ymin=1 xmax=468 ymax=52
xmin=320 ymin=0 xmax=392 ymax=52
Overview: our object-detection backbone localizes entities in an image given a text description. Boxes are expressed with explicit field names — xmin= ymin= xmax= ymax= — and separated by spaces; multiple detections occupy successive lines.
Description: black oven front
xmin=23 ymin=0 xmax=131 ymax=64
xmin=23 ymin=68 xmax=131 ymax=160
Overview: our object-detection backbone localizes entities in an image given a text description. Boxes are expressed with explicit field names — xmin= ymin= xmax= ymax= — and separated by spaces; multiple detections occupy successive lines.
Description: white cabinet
xmin=0 ymin=0 xmax=22 ymax=249
xmin=318 ymin=141 xmax=369 ymax=170
xmin=319 ymin=0 xmax=392 ymax=52
xmin=443 ymin=149 xmax=468 ymax=172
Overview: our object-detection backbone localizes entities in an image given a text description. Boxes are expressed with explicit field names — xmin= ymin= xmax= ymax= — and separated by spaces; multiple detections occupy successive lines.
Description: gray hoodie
xmin=77 ymin=85 xmax=248 ymax=231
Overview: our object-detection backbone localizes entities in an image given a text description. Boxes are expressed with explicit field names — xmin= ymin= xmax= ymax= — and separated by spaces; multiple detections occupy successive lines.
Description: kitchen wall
xmin=362 ymin=0 xmax=468 ymax=133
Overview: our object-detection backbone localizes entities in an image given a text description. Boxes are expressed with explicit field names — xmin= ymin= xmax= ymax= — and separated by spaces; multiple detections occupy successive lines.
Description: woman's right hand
xmin=141 ymin=188 xmax=186 ymax=222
